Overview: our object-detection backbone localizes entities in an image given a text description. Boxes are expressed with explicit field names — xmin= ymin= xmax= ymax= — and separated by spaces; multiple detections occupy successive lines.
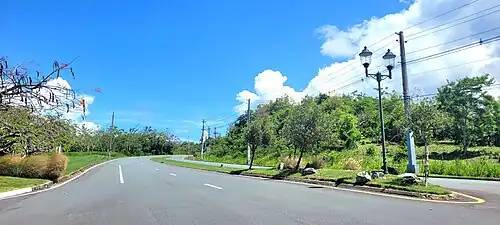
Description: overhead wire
xmin=413 ymin=84 xmax=500 ymax=98
xmin=402 ymin=0 xmax=480 ymax=31
xmin=407 ymin=4 xmax=500 ymax=40
xmin=406 ymin=35 xmax=500 ymax=65
xmin=410 ymin=57 xmax=496 ymax=77
xmin=406 ymin=25 xmax=500 ymax=55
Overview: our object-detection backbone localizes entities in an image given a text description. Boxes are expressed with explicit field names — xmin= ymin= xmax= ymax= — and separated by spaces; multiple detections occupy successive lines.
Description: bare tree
xmin=0 ymin=57 xmax=82 ymax=155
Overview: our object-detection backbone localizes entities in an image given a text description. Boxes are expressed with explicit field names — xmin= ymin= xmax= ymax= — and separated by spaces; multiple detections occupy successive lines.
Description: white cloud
xmin=234 ymin=70 xmax=304 ymax=114
xmin=235 ymin=0 xmax=500 ymax=113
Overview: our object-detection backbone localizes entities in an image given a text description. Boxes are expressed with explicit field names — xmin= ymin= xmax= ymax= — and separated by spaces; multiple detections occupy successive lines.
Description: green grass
xmin=198 ymin=143 xmax=500 ymax=178
xmin=65 ymin=152 xmax=123 ymax=175
xmin=369 ymin=175 xmax=451 ymax=195
xmin=0 ymin=176 xmax=47 ymax=192
xmin=152 ymin=157 xmax=451 ymax=195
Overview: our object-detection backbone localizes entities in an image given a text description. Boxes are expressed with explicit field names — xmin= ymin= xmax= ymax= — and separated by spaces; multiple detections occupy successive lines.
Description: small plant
xmin=280 ymin=156 xmax=302 ymax=169
xmin=343 ymin=158 xmax=361 ymax=170
xmin=306 ymin=156 xmax=325 ymax=169
xmin=365 ymin=146 xmax=376 ymax=156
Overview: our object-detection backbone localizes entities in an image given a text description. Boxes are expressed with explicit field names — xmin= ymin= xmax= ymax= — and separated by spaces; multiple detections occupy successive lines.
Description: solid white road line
xmin=118 ymin=165 xmax=124 ymax=184
xmin=203 ymin=183 xmax=223 ymax=190
xmin=169 ymin=173 xmax=177 ymax=176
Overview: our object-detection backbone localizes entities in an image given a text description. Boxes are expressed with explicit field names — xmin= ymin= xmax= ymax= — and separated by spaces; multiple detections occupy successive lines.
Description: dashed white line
xmin=203 ymin=183 xmax=223 ymax=190
xmin=118 ymin=165 xmax=124 ymax=184
xmin=169 ymin=173 xmax=177 ymax=177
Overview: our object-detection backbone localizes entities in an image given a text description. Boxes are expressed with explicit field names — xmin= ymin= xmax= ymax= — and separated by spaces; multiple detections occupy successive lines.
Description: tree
xmin=245 ymin=119 xmax=270 ymax=169
xmin=0 ymin=57 xmax=82 ymax=155
xmin=411 ymin=98 xmax=451 ymax=185
xmin=436 ymin=74 xmax=498 ymax=150
xmin=283 ymin=98 xmax=325 ymax=170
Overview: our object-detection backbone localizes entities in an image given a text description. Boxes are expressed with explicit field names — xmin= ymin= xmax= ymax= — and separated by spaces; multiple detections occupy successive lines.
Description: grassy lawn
xmin=152 ymin=157 xmax=451 ymax=195
xmin=65 ymin=152 xmax=123 ymax=175
xmin=0 ymin=176 xmax=47 ymax=192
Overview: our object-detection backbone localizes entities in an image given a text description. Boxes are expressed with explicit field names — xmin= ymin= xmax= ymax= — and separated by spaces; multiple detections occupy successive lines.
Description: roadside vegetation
xmin=191 ymin=75 xmax=500 ymax=182
xmin=0 ymin=58 xmax=186 ymax=192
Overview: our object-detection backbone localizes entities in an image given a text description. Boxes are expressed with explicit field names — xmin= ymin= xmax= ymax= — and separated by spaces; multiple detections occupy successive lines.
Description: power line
xmin=413 ymin=84 xmax=500 ymax=98
xmin=403 ymin=0 xmax=480 ymax=31
xmin=410 ymin=57 xmax=496 ymax=77
xmin=407 ymin=4 xmax=500 ymax=40
xmin=406 ymin=25 xmax=500 ymax=55
xmin=406 ymin=35 xmax=500 ymax=65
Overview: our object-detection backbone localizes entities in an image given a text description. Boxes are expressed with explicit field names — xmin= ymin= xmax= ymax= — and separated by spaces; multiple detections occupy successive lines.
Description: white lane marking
xmin=169 ymin=173 xmax=177 ymax=176
xmin=118 ymin=165 xmax=124 ymax=184
xmin=203 ymin=183 xmax=223 ymax=190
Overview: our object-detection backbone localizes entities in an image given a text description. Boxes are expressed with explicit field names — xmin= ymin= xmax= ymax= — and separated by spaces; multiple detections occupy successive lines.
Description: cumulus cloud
xmin=39 ymin=77 xmax=99 ymax=130
xmin=234 ymin=0 xmax=500 ymax=114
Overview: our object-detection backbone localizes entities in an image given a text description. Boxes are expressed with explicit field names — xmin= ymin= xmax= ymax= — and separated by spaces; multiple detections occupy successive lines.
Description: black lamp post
xmin=359 ymin=46 xmax=396 ymax=174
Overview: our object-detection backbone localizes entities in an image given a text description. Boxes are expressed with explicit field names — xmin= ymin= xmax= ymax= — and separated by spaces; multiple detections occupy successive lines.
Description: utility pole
xmin=214 ymin=127 xmax=217 ymax=139
xmin=246 ymin=99 xmax=251 ymax=165
xmin=200 ymin=119 xmax=206 ymax=159
xmin=397 ymin=31 xmax=418 ymax=174
xmin=108 ymin=111 xmax=115 ymax=158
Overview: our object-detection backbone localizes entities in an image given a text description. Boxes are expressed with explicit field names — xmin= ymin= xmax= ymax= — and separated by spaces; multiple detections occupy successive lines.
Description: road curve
xmin=170 ymin=155 xmax=500 ymax=199
xmin=0 ymin=157 xmax=498 ymax=225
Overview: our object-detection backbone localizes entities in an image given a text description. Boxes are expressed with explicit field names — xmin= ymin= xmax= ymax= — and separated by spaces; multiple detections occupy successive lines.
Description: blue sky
xmin=3 ymin=0 xmax=414 ymax=141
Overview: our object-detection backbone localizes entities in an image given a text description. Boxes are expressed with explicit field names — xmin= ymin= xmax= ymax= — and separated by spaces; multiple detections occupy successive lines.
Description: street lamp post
xmin=359 ymin=47 xmax=396 ymax=174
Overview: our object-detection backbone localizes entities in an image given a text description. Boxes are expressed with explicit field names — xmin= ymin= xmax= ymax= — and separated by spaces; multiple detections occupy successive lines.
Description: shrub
xmin=0 ymin=155 xmax=24 ymax=177
xmin=0 ymin=153 xmax=68 ymax=181
xmin=280 ymin=156 xmax=302 ymax=169
xmin=20 ymin=155 xmax=49 ymax=179
xmin=306 ymin=156 xmax=325 ymax=169
xmin=343 ymin=158 xmax=361 ymax=170
xmin=46 ymin=153 xmax=68 ymax=181
xmin=365 ymin=146 xmax=376 ymax=156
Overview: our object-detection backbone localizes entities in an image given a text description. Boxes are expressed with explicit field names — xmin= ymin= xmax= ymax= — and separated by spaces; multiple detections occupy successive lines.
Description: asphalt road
xmin=0 ymin=157 xmax=498 ymax=225
xmin=170 ymin=155 xmax=500 ymax=198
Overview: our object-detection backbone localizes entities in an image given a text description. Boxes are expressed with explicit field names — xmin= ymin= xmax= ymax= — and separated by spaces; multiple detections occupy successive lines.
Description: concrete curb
xmin=0 ymin=158 xmax=120 ymax=201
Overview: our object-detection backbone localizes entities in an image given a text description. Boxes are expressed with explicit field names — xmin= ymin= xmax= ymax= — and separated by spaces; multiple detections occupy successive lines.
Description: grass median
xmin=152 ymin=157 xmax=451 ymax=195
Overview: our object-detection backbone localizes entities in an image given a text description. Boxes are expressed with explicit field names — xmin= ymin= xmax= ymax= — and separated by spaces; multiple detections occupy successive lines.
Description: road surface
xmin=0 ymin=157 xmax=498 ymax=225
xmin=170 ymin=155 xmax=500 ymax=198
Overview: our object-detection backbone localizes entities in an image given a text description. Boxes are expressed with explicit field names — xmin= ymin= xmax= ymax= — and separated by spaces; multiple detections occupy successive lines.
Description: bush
xmin=306 ymin=156 xmax=325 ymax=169
xmin=20 ymin=155 xmax=49 ymax=179
xmin=365 ymin=146 xmax=376 ymax=156
xmin=0 ymin=153 xmax=68 ymax=181
xmin=0 ymin=155 xmax=24 ymax=177
xmin=46 ymin=153 xmax=68 ymax=181
xmin=280 ymin=156 xmax=302 ymax=169
xmin=343 ymin=158 xmax=361 ymax=170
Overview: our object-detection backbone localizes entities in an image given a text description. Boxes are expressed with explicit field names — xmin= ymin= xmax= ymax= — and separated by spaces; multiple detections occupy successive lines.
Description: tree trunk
xmin=248 ymin=146 xmax=256 ymax=170
xmin=295 ymin=148 xmax=304 ymax=171
xmin=293 ymin=148 xmax=297 ymax=157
